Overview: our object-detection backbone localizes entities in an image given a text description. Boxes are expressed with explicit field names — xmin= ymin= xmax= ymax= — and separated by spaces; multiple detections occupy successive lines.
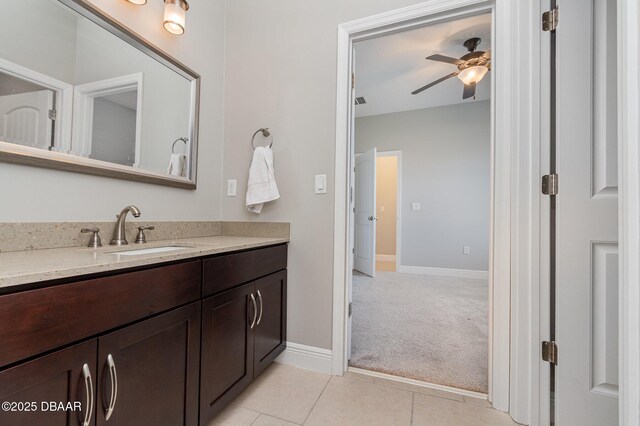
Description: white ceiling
xmin=354 ymin=13 xmax=492 ymax=118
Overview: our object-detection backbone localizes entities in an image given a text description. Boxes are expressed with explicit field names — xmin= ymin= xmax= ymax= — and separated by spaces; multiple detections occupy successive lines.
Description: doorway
xmin=349 ymin=19 xmax=492 ymax=391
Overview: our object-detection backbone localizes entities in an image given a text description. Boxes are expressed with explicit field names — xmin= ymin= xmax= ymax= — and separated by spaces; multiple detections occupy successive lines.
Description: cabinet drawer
xmin=0 ymin=260 xmax=201 ymax=369
xmin=203 ymin=244 xmax=287 ymax=297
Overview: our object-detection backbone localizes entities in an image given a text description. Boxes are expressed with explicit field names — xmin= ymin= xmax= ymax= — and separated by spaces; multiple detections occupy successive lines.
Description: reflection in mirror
xmin=0 ymin=72 xmax=56 ymax=151
xmin=0 ymin=0 xmax=199 ymax=187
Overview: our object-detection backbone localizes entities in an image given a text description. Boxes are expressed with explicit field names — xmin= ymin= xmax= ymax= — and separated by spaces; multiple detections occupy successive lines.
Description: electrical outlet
xmin=227 ymin=179 xmax=237 ymax=196
xmin=463 ymin=246 xmax=470 ymax=255
xmin=411 ymin=202 xmax=421 ymax=211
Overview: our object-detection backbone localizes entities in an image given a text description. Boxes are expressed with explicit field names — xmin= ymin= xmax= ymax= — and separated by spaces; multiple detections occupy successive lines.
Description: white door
xmin=554 ymin=0 xmax=618 ymax=424
xmin=0 ymin=90 xmax=53 ymax=150
xmin=354 ymin=148 xmax=377 ymax=277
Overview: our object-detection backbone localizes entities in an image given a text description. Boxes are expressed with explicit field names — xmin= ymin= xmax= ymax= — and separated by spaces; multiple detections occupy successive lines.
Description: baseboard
xmin=398 ymin=265 xmax=489 ymax=280
xmin=375 ymin=254 xmax=396 ymax=262
xmin=275 ymin=342 xmax=333 ymax=374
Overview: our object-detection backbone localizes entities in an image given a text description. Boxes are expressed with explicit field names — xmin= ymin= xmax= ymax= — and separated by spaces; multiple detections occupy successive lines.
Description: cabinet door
xmin=0 ymin=340 xmax=97 ymax=426
xmin=96 ymin=303 xmax=200 ymax=426
xmin=200 ymin=282 xmax=255 ymax=423
xmin=254 ymin=270 xmax=287 ymax=376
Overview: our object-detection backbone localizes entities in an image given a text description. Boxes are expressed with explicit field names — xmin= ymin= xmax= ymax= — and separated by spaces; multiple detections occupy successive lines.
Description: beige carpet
xmin=349 ymin=271 xmax=488 ymax=393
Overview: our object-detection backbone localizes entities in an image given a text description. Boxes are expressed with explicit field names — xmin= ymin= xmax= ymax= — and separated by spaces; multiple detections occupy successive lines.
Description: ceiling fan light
xmin=457 ymin=65 xmax=488 ymax=85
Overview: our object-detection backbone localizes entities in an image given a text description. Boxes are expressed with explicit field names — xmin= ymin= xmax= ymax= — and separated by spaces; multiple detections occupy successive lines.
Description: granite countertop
xmin=0 ymin=235 xmax=289 ymax=290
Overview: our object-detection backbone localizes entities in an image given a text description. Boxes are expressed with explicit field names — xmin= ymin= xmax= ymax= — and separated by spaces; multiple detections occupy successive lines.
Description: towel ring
xmin=172 ymin=137 xmax=188 ymax=154
xmin=251 ymin=128 xmax=273 ymax=150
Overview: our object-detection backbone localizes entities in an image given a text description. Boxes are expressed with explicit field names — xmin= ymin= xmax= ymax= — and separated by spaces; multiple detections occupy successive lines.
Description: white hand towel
xmin=246 ymin=146 xmax=280 ymax=213
xmin=167 ymin=153 xmax=186 ymax=177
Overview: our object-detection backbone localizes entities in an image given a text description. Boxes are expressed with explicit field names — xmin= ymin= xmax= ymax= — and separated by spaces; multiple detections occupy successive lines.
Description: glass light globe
xmin=457 ymin=66 xmax=489 ymax=85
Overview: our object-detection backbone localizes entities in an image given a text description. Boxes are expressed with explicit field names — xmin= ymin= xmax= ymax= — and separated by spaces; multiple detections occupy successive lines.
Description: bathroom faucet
xmin=110 ymin=205 xmax=141 ymax=246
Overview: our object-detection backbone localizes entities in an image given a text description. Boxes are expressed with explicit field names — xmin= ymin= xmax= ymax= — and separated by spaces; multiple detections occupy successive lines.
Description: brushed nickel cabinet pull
xmin=105 ymin=354 xmax=118 ymax=421
xmin=250 ymin=293 xmax=257 ymax=329
xmin=256 ymin=290 xmax=263 ymax=326
xmin=81 ymin=363 xmax=94 ymax=426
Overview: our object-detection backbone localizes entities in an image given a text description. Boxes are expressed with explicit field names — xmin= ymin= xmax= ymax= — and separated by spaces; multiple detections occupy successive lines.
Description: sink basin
xmin=109 ymin=246 xmax=190 ymax=256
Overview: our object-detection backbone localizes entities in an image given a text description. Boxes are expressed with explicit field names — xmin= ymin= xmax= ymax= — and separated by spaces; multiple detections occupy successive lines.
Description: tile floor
xmin=208 ymin=363 xmax=519 ymax=426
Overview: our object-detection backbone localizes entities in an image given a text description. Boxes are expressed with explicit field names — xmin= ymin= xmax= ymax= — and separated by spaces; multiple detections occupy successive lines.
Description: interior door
xmin=554 ymin=0 xmax=619 ymax=424
xmin=354 ymin=147 xmax=377 ymax=277
xmin=0 ymin=90 xmax=54 ymax=150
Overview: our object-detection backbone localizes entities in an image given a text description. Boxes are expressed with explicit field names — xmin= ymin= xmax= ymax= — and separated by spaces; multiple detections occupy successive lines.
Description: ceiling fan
xmin=411 ymin=37 xmax=491 ymax=100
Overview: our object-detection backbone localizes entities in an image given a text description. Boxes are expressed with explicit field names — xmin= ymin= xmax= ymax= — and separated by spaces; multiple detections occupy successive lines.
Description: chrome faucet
xmin=110 ymin=205 xmax=141 ymax=246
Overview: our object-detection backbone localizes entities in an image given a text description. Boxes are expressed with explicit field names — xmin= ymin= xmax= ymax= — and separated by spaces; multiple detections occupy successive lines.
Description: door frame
xmin=375 ymin=150 xmax=402 ymax=271
xmin=332 ymin=0 xmax=543 ymax=421
xmin=618 ymin=0 xmax=640 ymax=424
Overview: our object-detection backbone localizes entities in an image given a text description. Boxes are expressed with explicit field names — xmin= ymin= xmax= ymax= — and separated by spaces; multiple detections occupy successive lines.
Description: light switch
xmin=227 ymin=179 xmax=237 ymax=196
xmin=463 ymin=246 xmax=470 ymax=255
xmin=380 ymin=206 xmax=385 ymax=212
xmin=411 ymin=202 xmax=421 ymax=211
xmin=315 ymin=175 xmax=327 ymax=194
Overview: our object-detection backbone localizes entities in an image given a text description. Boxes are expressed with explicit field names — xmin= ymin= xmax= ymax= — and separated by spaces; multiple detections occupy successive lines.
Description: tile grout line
xmin=300 ymin=375 xmax=332 ymax=425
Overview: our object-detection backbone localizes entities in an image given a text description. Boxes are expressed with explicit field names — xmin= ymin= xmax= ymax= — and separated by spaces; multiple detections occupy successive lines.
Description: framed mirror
xmin=0 ymin=0 xmax=200 ymax=189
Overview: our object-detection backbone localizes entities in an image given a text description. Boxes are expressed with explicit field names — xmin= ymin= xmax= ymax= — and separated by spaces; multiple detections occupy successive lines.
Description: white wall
xmin=0 ymin=0 xmax=225 ymax=221
xmin=90 ymin=98 xmax=137 ymax=166
xmin=221 ymin=0 xmax=429 ymax=350
xmin=356 ymin=101 xmax=491 ymax=271
xmin=0 ymin=0 xmax=78 ymax=83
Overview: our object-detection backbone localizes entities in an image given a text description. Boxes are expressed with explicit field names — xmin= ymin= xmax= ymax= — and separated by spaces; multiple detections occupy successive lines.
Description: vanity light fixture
xmin=123 ymin=0 xmax=189 ymax=35
xmin=457 ymin=65 xmax=489 ymax=86
xmin=163 ymin=0 xmax=189 ymax=35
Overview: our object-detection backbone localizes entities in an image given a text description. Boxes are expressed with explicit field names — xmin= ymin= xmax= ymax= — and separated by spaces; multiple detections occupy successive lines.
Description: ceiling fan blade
xmin=411 ymin=72 xmax=459 ymax=95
xmin=463 ymin=83 xmax=476 ymax=99
xmin=426 ymin=54 xmax=465 ymax=65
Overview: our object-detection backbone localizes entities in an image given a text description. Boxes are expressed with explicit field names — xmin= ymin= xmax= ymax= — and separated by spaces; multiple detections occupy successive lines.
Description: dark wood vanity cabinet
xmin=0 ymin=340 xmax=97 ymax=426
xmin=0 ymin=243 xmax=287 ymax=426
xmin=96 ymin=302 xmax=201 ymax=426
xmin=253 ymin=270 xmax=287 ymax=376
xmin=199 ymin=249 xmax=288 ymax=424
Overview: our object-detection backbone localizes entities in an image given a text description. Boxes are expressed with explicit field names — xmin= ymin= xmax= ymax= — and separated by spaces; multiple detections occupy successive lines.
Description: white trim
xmin=348 ymin=366 xmax=488 ymax=400
xmin=72 ymin=73 xmax=144 ymax=166
xmin=375 ymin=254 xmax=396 ymax=262
xmin=275 ymin=342 xmax=333 ymax=375
xmin=398 ymin=265 xmax=489 ymax=280
xmin=333 ymin=0 xmax=536 ymax=418
xmin=0 ymin=58 xmax=73 ymax=153
xmin=618 ymin=0 xmax=640 ymax=424
xmin=376 ymin=150 xmax=403 ymax=270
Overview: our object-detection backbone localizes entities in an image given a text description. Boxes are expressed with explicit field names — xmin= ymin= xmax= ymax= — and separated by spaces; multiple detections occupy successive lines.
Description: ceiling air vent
xmin=354 ymin=96 xmax=366 ymax=105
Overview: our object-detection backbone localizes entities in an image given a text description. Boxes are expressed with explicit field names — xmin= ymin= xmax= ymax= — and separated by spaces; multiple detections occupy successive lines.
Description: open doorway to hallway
xmin=348 ymin=12 xmax=492 ymax=395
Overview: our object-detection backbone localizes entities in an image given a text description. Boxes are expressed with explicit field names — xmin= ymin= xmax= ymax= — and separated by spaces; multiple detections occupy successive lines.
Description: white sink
xmin=109 ymin=246 xmax=190 ymax=256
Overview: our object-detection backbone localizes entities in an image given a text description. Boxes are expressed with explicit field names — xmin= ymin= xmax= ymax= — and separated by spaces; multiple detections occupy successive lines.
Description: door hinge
xmin=542 ymin=174 xmax=559 ymax=195
xmin=350 ymin=187 xmax=353 ymax=203
xmin=352 ymin=247 xmax=355 ymax=254
xmin=348 ymin=302 xmax=352 ymax=317
xmin=542 ymin=341 xmax=558 ymax=365
xmin=48 ymin=109 xmax=57 ymax=120
xmin=351 ymin=72 xmax=355 ymax=89
xmin=542 ymin=6 xmax=559 ymax=32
